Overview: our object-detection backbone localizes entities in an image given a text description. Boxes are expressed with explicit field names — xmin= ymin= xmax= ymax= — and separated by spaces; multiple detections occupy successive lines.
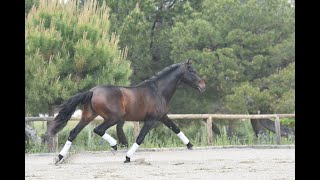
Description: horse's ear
xmin=185 ymin=58 xmax=192 ymax=66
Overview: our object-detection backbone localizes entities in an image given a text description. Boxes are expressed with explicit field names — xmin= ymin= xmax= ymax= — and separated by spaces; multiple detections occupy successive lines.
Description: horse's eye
xmin=192 ymin=75 xmax=197 ymax=81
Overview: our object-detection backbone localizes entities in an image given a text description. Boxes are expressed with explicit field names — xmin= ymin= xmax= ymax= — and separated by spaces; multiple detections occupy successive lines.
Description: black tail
xmin=48 ymin=91 xmax=93 ymax=136
xmin=259 ymin=119 xmax=291 ymax=137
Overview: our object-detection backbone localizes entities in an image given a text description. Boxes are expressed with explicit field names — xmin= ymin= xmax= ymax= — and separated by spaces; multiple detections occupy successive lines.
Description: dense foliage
xmin=26 ymin=0 xmax=132 ymax=115
xmin=26 ymin=0 xmax=294 ymax=136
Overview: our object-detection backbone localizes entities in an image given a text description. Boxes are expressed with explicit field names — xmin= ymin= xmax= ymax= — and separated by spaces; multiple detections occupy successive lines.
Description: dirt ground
xmin=25 ymin=145 xmax=295 ymax=180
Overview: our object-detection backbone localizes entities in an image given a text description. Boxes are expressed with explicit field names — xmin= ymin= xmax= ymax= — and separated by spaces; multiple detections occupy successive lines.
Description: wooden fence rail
xmin=25 ymin=114 xmax=295 ymax=152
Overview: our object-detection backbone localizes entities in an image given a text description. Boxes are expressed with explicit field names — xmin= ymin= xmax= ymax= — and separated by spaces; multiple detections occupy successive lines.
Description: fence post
xmin=53 ymin=135 xmax=58 ymax=152
xmin=206 ymin=117 xmax=213 ymax=145
xmin=274 ymin=116 xmax=281 ymax=145
xmin=46 ymin=121 xmax=59 ymax=152
xmin=133 ymin=122 xmax=140 ymax=140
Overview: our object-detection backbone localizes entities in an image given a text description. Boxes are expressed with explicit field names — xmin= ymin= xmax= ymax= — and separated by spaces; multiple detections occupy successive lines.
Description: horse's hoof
xmin=53 ymin=156 xmax=60 ymax=165
xmin=111 ymin=145 xmax=117 ymax=155
xmin=186 ymin=142 xmax=193 ymax=150
xmin=53 ymin=154 xmax=63 ymax=165
xmin=111 ymin=145 xmax=117 ymax=151
xmin=124 ymin=156 xmax=130 ymax=163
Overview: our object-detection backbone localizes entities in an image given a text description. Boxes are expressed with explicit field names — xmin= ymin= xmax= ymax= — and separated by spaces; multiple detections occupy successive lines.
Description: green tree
xmin=100 ymin=0 xmax=153 ymax=83
xmin=25 ymin=0 xmax=132 ymax=116
xmin=102 ymin=0 xmax=203 ymax=84
xmin=170 ymin=0 xmax=294 ymax=113
xmin=25 ymin=0 xmax=39 ymax=16
xmin=169 ymin=0 xmax=294 ymax=135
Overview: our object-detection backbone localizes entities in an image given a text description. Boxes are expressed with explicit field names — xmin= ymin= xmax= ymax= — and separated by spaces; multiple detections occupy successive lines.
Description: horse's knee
xmin=93 ymin=127 xmax=104 ymax=136
xmin=169 ymin=125 xmax=180 ymax=134
xmin=135 ymin=131 xmax=147 ymax=145
xmin=163 ymin=120 xmax=180 ymax=134
xmin=68 ymin=129 xmax=77 ymax=142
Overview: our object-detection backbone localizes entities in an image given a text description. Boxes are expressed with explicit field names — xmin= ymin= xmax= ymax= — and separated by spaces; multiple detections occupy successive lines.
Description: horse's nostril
xmin=199 ymin=80 xmax=206 ymax=90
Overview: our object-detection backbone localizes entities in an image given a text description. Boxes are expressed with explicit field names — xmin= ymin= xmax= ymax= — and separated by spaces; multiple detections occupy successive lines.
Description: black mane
xmin=137 ymin=63 xmax=183 ymax=86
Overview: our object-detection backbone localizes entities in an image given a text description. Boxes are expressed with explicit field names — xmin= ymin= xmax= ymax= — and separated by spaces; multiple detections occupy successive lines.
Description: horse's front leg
xmin=124 ymin=119 xmax=156 ymax=163
xmin=159 ymin=115 xmax=193 ymax=149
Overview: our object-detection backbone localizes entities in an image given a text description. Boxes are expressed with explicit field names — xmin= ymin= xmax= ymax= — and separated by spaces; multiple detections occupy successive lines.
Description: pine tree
xmin=25 ymin=0 xmax=132 ymax=115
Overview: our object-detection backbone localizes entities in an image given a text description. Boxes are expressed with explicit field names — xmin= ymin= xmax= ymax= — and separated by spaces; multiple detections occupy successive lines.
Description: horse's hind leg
xmin=116 ymin=120 xmax=128 ymax=148
xmin=159 ymin=115 xmax=193 ymax=149
xmin=55 ymin=105 xmax=97 ymax=164
xmin=93 ymin=118 xmax=119 ymax=151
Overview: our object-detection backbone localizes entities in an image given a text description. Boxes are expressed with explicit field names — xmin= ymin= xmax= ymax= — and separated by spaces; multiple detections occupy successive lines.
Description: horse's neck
xmin=154 ymin=72 xmax=182 ymax=103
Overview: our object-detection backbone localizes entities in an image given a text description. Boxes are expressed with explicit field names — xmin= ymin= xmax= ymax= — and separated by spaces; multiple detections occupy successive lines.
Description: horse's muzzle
xmin=198 ymin=80 xmax=206 ymax=93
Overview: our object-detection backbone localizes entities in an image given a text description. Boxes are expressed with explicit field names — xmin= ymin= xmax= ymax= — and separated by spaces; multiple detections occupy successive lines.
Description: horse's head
xmin=180 ymin=59 xmax=206 ymax=93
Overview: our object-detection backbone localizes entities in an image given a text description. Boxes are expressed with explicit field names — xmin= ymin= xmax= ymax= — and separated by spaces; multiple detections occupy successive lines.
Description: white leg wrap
xmin=59 ymin=140 xmax=72 ymax=156
xmin=177 ymin=132 xmax=189 ymax=145
xmin=102 ymin=133 xmax=117 ymax=146
xmin=126 ymin=143 xmax=139 ymax=158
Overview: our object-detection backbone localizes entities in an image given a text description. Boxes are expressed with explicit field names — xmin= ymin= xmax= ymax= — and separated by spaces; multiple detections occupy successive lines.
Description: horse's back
xmin=89 ymin=85 xmax=165 ymax=121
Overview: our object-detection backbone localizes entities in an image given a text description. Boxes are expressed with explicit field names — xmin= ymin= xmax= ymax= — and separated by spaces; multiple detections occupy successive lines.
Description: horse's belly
xmin=123 ymin=111 xmax=146 ymax=121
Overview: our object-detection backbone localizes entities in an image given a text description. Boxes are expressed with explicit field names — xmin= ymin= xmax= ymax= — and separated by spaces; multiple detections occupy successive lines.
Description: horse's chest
xmin=144 ymin=97 xmax=168 ymax=119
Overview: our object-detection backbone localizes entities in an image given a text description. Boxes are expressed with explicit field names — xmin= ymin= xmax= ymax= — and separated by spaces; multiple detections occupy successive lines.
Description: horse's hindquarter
xmin=91 ymin=86 xmax=126 ymax=119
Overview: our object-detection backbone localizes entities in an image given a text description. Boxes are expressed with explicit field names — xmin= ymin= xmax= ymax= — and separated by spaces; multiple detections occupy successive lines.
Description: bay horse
xmin=49 ymin=59 xmax=206 ymax=164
